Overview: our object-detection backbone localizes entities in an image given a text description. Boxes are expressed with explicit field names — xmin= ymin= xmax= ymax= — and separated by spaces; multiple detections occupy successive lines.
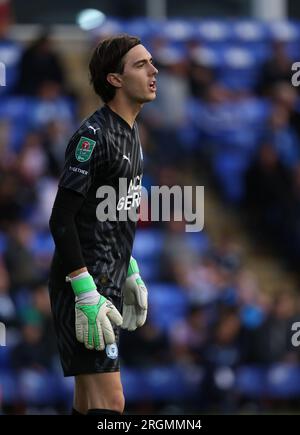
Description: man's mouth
xmin=149 ymin=80 xmax=156 ymax=91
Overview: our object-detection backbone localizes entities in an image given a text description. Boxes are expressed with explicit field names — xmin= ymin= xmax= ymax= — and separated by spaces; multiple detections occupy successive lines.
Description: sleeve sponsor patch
xmin=69 ymin=166 xmax=88 ymax=175
xmin=75 ymin=136 xmax=96 ymax=162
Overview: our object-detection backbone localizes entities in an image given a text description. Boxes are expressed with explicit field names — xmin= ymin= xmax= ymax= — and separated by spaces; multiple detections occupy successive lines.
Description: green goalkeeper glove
xmin=69 ymin=272 xmax=123 ymax=351
xmin=121 ymin=257 xmax=148 ymax=331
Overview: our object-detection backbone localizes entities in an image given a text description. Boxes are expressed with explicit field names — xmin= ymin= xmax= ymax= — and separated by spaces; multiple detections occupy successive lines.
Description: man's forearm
xmin=49 ymin=187 xmax=86 ymax=275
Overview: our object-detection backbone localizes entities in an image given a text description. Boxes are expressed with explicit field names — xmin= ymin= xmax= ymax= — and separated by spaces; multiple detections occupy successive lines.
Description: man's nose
xmin=150 ymin=63 xmax=158 ymax=75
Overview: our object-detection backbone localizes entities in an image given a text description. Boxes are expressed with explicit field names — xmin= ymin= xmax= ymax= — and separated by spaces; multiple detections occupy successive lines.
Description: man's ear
xmin=107 ymin=73 xmax=122 ymax=88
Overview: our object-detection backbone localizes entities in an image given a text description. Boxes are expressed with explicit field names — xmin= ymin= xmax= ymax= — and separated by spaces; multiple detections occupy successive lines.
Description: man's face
xmin=118 ymin=44 xmax=158 ymax=104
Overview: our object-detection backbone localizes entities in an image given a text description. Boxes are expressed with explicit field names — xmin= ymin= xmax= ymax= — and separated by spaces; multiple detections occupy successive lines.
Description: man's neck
xmin=107 ymin=97 xmax=142 ymax=129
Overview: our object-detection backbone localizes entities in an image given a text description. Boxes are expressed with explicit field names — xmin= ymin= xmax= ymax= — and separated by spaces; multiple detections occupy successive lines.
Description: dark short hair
xmin=89 ymin=34 xmax=141 ymax=103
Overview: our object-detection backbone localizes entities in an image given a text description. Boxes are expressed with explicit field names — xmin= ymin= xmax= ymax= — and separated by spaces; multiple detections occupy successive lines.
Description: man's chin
xmin=139 ymin=93 xmax=157 ymax=103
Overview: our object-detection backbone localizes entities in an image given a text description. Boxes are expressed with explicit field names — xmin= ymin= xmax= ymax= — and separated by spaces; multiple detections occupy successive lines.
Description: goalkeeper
xmin=48 ymin=34 xmax=157 ymax=415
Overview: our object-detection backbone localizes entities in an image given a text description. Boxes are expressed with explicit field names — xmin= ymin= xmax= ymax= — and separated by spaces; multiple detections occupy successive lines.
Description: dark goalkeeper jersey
xmin=50 ymin=104 xmax=143 ymax=297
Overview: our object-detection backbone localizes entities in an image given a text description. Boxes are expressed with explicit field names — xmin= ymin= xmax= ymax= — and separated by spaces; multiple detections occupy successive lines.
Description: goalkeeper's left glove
xmin=121 ymin=257 xmax=148 ymax=331
xmin=69 ymin=271 xmax=123 ymax=351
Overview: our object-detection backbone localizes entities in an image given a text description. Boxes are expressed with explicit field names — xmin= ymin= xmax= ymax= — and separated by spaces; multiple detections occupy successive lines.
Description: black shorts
xmin=48 ymin=273 xmax=122 ymax=377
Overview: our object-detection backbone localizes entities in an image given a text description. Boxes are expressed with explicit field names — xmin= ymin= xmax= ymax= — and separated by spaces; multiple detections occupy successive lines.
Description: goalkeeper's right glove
xmin=121 ymin=257 xmax=148 ymax=331
xmin=68 ymin=271 xmax=123 ymax=351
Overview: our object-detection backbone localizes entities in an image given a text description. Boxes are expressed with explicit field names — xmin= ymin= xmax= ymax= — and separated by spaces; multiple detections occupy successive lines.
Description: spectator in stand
xmin=169 ymin=305 xmax=208 ymax=365
xmin=245 ymin=291 xmax=300 ymax=363
xmin=257 ymin=40 xmax=293 ymax=95
xmin=15 ymin=31 xmax=66 ymax=96
xmin=4 ymin=221 xmax=41 ymax=291
xmin=11 ymin=307 xmax=54 ymax=372
xmin=244 ymin=142 xmax=291 ymax=245
xmin=120 ymin=323 xmax=170 ymax=368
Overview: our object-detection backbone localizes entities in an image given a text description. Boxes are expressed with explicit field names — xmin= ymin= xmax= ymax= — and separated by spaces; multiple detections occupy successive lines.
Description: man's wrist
xmin=69 ymin=273 xmax=97 ymax=296
xmin=69 ymin=267 xmax=88 ymax=278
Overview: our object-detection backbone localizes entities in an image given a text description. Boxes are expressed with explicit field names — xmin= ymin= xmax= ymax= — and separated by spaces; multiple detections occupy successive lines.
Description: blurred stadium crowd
xmin=1 ymin=14 xmax=300 ymax=414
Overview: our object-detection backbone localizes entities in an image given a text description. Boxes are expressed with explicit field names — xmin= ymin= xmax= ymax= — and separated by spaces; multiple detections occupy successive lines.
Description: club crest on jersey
xmin=75 ymin=136 xmax=96 ymax=162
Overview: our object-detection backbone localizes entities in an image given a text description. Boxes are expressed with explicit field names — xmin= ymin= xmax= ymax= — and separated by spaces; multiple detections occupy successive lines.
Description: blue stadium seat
xmin=144 ymin=366 xmax=187 ymax=400
xmin=148 ymin=283 xmax=188 ymax=331
xmin=195 ymin=20 xmax=231 ymax=43
xmin=231 ymin=21 xmax=268 ymax=43
xmin=133 ymin=229 xmax=164 ymax=260
xmin=229 ymin=21 xmax=270 ymax=61
xmin=0 ymin=232 xmax=7 ymax=254
xmin=12 ymin=287 xmax=32 ymax=312
xmin=137 ymin=258 xmax=160 ymax=283
xmin=57 ymin=375 xmax=74 ymax=406
xmin=132 ymin=229 xmax=164 ymax=281
xmin=29 ymin=96 xmax=75 ymax=128
xmin=30 ymin=231 xmax=55 ymax=258
xmin=18 ymin=369 xmax=61 ymax=406
xmin=0 ymin=346 xmax=12 ymax=369
xmin=218 ymin=47 xmax=260 ymax=90
xmin=121 ymin=366 xmax=204 ymax=402
xmin=0 ymin=97 xmax=33 ymax=152
xmin=189 ymin=45 xmax=223 ymax=68
xmin=213 ymin=150 xmax=250 ymax=203
xmin=265 ymin=364 xmax=300 ymax=398
xmin=185 ymin=231 xmax=210 ymax=256
xmin=121 ymin=368 xmax=148 ymax=402
xmin=161 ymin=20 xmax=195 ymax=42
xmin=235 ymin=366 xmax=266 ymax=398
xmin=0 ymin=369 xmax=19 ymax=404
xmin=267 ymin=21 xmax=300 ymax=42
xmin=123 ymin=18 xmax=154 ymax=40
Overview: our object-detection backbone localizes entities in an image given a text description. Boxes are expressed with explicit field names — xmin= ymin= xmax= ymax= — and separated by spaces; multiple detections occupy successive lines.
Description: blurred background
xmin=1 ymin=0 xmax=300 ymax=415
